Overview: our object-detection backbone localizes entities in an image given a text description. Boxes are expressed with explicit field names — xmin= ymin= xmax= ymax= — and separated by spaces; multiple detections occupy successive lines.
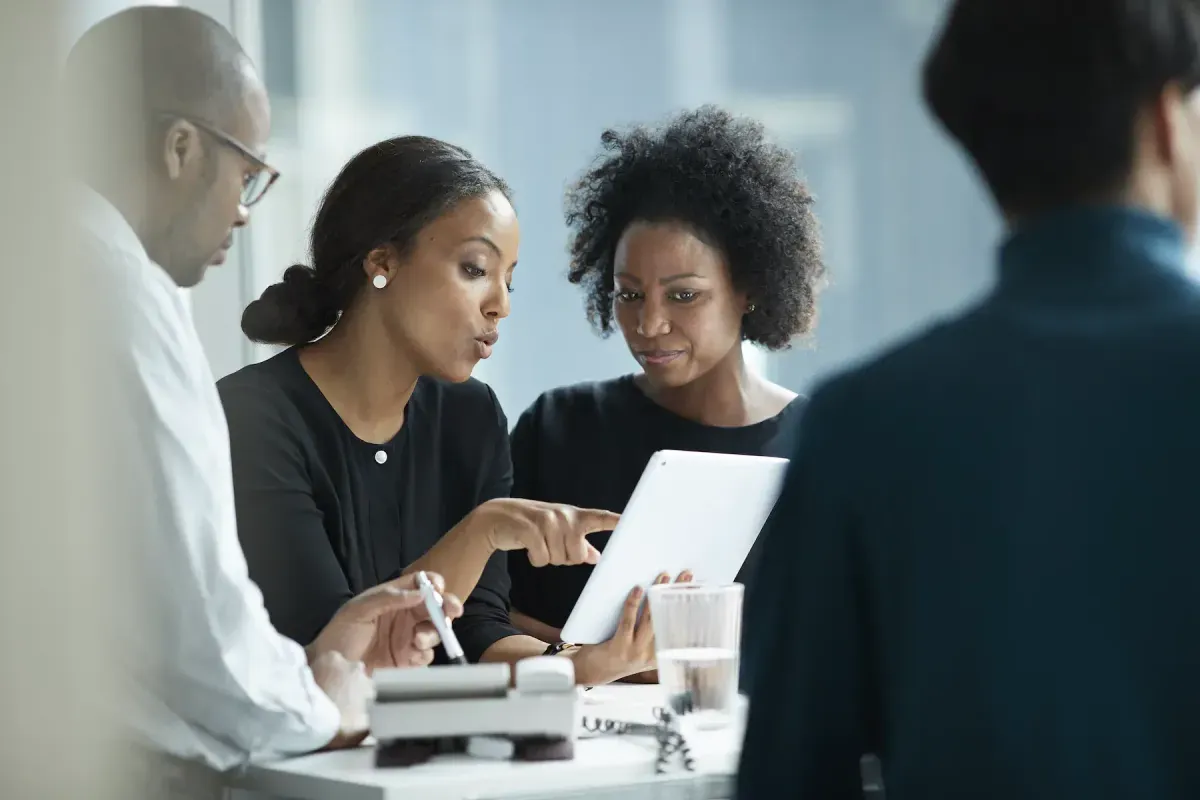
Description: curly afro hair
xmin=564 ymin=105 xmax=823 ymax=351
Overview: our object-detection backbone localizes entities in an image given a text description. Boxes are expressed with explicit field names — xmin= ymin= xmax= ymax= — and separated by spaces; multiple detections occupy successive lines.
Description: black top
xmin=508 ymin=374 xmax=805 ymax=629
xmin=217 ymin=348 xmax=520 ymax=663
xmin=737 ymin=206 xmax=1200 ymax=800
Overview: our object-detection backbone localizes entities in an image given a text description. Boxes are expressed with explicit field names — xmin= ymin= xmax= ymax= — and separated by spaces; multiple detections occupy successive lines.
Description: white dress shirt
xmin=75 ymin=187 xmax=339 ymax=771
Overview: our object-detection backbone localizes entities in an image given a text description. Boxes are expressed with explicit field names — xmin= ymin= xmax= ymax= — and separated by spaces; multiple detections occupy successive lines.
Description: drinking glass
xmin=646 ymin=583 xmax=743 ymax=729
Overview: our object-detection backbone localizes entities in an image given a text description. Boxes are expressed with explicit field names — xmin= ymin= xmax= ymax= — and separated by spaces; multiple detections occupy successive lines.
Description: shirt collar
xmin=76 ymin=184 xmax=150 ymax=264
xmin=996 ymin=205 xmax=1188 ymax=299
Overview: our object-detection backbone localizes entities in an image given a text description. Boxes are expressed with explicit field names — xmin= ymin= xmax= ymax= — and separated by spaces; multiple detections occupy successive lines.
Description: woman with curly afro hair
xmin=507 ymin=105 xmax=826 ymax=660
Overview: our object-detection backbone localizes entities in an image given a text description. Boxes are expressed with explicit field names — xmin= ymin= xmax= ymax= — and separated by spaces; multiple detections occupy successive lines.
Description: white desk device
xmin=561 ymin=449 xmax=790 ymax=644
xmin=370 ymin=657 xmax=579 ymax=765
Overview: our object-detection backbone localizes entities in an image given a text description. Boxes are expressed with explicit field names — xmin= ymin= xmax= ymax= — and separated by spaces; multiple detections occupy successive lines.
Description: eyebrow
xmin=615 ymin=271 xmax=704 ymax=284
xmin=464 ymin=235 xmax=503 ymax=260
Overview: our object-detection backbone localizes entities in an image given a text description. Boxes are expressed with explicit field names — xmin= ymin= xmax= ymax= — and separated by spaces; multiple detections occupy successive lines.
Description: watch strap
xmin=543 ymin=641 xmax=580 ymax=656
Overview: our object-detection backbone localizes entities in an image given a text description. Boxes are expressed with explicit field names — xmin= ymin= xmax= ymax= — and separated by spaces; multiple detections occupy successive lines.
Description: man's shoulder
xmin=71 ymin=206 xmax=184 ymax=314
xmin=71 ymin=229 xmax=201 ymax=386
xmin=71 ymin=187 xmax=171 ymax=301
xmin=802 ymin=313 xmax=982 ymax=434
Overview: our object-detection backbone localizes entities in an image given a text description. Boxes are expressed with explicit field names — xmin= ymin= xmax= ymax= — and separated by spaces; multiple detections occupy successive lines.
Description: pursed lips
xmin=475 ymin=330 xmax=499 ymax=359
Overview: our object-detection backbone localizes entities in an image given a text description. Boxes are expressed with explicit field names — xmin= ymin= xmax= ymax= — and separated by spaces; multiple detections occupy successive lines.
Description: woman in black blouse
xmin=218 ymin=136 xmax=656 ymax=686
xmin=509 ymin=107 xmax=826 ymax=655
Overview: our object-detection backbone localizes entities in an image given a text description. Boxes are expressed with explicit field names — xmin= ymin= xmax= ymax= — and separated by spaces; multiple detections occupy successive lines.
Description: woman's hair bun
xmin=240 ymin=264 xmax=338 ymax=345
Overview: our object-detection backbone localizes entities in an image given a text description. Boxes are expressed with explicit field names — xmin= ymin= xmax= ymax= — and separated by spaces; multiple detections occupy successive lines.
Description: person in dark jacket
xmin=738 ymin=1 xmax=1200 ymax=798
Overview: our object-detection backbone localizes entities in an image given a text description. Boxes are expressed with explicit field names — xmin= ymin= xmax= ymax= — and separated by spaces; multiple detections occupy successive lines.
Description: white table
xmin=227 ymin=686 xmax=743 ymax=800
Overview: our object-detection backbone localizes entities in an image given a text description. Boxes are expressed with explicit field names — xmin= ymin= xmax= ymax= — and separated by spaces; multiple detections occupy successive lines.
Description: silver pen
xmin=416 ymin=570 xmax=468 ymax=665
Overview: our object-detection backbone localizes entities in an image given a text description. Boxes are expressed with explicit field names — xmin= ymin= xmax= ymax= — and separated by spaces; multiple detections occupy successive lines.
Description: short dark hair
xmin=923 ymin=0 xmax=1200 ymax=215
xmin=564 ymin=105 xmax=823 ymax=351
xmin=241 ymin=136 xmax=511 ymax=346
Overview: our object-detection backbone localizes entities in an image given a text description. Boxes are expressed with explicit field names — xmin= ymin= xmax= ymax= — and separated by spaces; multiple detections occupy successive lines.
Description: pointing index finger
xmin=576 ymin=508 xmax=621 ymax=534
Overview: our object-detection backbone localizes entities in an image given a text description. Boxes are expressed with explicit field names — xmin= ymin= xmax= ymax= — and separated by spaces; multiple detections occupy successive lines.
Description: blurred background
xmin=71 ymin=0 xmax=1000 ymax=420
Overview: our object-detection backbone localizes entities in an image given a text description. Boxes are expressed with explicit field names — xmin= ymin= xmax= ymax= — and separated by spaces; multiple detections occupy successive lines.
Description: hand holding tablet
xmin=569 ymin=569 xmax=693 ymax=685
xmin=560 ymin=450 xmax=789 ymax=645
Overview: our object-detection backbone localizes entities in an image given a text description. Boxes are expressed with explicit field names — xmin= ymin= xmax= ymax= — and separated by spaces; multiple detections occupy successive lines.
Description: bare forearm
xmin=510 ymin=609 xmax=561 ymax=643
xmin=403 ymin=518 xmax=493 ymax=604
xmin=481 ymin=635 xmax=638 ymax=687
xmin=479 ymin=634 xmax=550 ymax=666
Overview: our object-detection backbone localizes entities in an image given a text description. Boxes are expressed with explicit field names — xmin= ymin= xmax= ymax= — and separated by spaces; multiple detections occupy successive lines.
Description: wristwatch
xmin=543 ymin=641 xmax=581 ymax=656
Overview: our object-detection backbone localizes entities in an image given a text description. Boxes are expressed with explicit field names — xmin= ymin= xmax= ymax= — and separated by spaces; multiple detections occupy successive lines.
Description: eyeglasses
xmin=155 ymin=112 xmax=281 ymax=207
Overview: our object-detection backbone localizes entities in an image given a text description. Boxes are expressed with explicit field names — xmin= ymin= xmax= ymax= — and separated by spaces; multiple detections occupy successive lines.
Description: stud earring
xmin=747 ymin=304 xmax=756 ymax=313
xmin=372 ymin=275 xmax=387 ymax=289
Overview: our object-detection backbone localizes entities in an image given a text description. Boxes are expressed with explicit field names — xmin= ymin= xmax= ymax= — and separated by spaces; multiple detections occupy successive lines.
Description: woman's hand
xmin=570 ymin=570 xmax=692 ymax=686
xmin=471 ymin=498 xmax=620 ymax=567
xmin=403 ymin=500 xmax=619 ymax=619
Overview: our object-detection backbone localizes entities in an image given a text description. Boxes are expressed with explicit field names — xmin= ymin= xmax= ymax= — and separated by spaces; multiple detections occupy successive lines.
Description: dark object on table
xmin=512 ymin=736 xmax=575 ymax=762
xmin=375 ymin=735 xmax=575 ymax=767
xmin=375 ymin=737 xmax=458 ymax=768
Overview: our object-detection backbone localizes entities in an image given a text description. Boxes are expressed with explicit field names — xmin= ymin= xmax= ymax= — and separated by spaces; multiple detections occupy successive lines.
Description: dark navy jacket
xmin=738 ymin=207 xmax=1200 ymax=800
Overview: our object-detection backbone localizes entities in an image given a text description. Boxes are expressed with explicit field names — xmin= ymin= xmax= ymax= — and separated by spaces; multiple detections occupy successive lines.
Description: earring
xmin=747 ymin=304 xmax=756 ymax=313
xmin=372 ymin=275 xmax=387 ymax=289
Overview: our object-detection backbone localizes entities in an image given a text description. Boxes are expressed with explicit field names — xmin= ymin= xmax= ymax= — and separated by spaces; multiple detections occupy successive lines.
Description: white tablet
xmin=559 ymin=449 xmax=790 ymax=645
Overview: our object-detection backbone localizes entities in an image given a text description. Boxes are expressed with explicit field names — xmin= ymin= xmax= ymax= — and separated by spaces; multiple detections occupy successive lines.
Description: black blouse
xmin=217 ymin=348 xmax=520 ymax=662
xmin=508 ymin=374 xmax=806 ymax=629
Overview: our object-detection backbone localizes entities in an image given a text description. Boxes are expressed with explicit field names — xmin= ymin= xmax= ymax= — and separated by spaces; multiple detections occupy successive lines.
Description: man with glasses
xmin=64 ymin=6 xmax=456 ymax=788
xmin=149 ymin=110 xmax=280 ymax=269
